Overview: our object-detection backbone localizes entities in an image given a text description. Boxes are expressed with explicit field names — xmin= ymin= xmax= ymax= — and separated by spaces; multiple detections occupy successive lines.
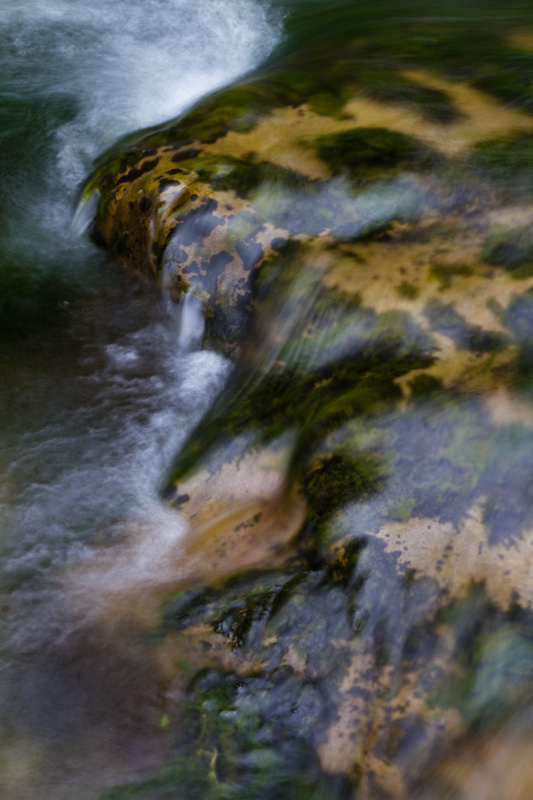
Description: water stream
xmin=4 ymin=1 xmax=533 ymax=798
xmin=0 ymin=1 xmax=279 ymax=796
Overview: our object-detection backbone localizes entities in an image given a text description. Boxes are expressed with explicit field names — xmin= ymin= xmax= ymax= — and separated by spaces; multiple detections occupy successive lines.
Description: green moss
xmin=472 ymin=66 xmax=533 ymax=111
xmin=271 ymin=2 xmax=533 ymax=120
xmin=388 ymin=495 xmax=416 ymax=522
xmin=160 ymin=570 xmax=296 ymax=650
xmin=122 ymin=567 xmax=533 ymax=800
xmin=110 ymin=545 xmax=368 ymax=799
xmin=265 ymin=69 xmax=317 ymax=102
xmin=360 ymin=72 xmax=463 ymax=125
xmin=464 ymin=130 xmax=533 ymax=204
xmin=408 ymin=373 xmax=444 ymax=398
xmin=429 ymin=263 xmax=474 ymax=291
xmin=303 ymin=453 xmax=386 ymax=545
xmin=305 ymin=395 xmax=495 ymax=536
xmin=88 ymin=0 xmax=533 ymax=216
xmin=161 ymin=85 xmax=275 ymax=145
xmin=307 ymin=91 xmax=351 ymax=118
xmin=469 ymin=132 xmax=533 ymax=182
xmin=315 ymin=127 xmax=440 ymax=182
xmin=396 ymin=281 xmax=419 ymax=299
xmin=175 ymin=153 xmax=312 ymax=199
xmin=164 ymin=284 xmax=436 ymax=493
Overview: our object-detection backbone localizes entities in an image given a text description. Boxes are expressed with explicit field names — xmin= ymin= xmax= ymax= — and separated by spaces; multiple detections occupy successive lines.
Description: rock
xmin=86 ymin=5 xmax=533 ymax=797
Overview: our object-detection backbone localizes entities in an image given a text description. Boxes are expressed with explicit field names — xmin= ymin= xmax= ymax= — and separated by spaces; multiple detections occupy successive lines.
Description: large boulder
xmin=86 ymin=5 xmax=533 ymax=797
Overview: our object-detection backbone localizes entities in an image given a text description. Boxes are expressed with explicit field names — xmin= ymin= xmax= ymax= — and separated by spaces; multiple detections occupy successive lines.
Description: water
xmin=0 ymin=1 xmax=279 ymax=796
xmin=4 ymin=1 xmax=533 ymax=798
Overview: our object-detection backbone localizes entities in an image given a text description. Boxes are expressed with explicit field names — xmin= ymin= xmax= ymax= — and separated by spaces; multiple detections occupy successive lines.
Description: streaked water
xmin=0 ymin=1 xmax=279 ymax=796
xmin=5 ymin=0 xmax=533 ymax=798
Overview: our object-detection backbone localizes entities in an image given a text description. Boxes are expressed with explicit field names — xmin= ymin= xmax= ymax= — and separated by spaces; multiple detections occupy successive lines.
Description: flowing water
xmin=0 ymin=1 xmax=279 ymax=797
xmin=4 ymin=1 xmax=533 ymax=799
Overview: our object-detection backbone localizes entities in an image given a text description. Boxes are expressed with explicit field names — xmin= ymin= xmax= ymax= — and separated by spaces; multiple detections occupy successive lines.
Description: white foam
xmin=1 ymin=0 xmax=281 ymax=194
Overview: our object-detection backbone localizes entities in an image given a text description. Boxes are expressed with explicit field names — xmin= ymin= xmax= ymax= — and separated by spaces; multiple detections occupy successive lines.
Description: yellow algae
xmin=317 ymin=224 xmax=533 ymax=333
xmin=202 ymin=105 xmax=337 ymax=178
xmin=374 ymin=503 xmax=533 ymax=610
xmin=508 ymin=29 xmax=533 ymax=51
xmin=396 ymin=71 xmax=533 ymax=155
xmin=396 ymin=346 xmax=517 ymax=398
xmin=200 ymin=71 xmax=533 ymax=180
xmin=319 ymin=645 xmax=461 ymax=796
xmin=317 ymin=651 xmax=376 ymax=775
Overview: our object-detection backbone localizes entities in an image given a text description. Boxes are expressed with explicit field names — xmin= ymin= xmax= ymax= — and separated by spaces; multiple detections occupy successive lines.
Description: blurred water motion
xmin=0 ymin=0 xmax=274 ymax=797
xmin=4 ymin=0 xmax=533 ymax=798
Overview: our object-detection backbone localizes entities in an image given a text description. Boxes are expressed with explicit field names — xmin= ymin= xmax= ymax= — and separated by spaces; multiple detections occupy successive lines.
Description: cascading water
xmin=0 ymin=1 xmax=280 ymax=797
xmin=6 ymin=0 xmax=533 ymax=798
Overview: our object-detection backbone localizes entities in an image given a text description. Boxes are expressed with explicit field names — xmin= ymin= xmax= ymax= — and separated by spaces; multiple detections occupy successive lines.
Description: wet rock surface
xmin=86 ymin=3 xmax=533 ymax=797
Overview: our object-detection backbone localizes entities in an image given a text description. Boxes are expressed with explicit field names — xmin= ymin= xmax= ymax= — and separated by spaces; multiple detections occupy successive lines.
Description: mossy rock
xmin=86 ymin=2 xmax=533 ymax=797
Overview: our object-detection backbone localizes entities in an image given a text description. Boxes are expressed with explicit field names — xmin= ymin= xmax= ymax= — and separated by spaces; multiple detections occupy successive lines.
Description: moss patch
xmin=315 ymin=127 xmax=440 ymax=183
xmin=429 ymin=263 xmax=474 ymax=291
xmin=468 ymin=131 xmax=533 ymax=198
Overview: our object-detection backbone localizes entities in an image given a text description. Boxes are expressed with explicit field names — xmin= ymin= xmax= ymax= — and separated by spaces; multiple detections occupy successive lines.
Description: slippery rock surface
xmin=85 ymin=6 xmax=533 ymax=798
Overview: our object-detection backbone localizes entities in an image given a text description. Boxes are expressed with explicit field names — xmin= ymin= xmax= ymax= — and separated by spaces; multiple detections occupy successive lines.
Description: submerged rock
xmin=85 ymin=3 xmax=533 ymax=798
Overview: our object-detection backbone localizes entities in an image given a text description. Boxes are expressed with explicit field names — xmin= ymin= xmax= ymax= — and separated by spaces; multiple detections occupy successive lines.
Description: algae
xmin=315 ymin=127 xmax=440 ymax=182
xmin=86 ymin=2 xmax=533 ymax=797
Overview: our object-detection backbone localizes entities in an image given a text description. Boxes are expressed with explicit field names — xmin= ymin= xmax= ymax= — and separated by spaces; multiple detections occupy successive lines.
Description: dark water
xmin=0 ymin=1 xmax=279 ymax=796
xmin=3 ymin=1 xmax=533 ymax=798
